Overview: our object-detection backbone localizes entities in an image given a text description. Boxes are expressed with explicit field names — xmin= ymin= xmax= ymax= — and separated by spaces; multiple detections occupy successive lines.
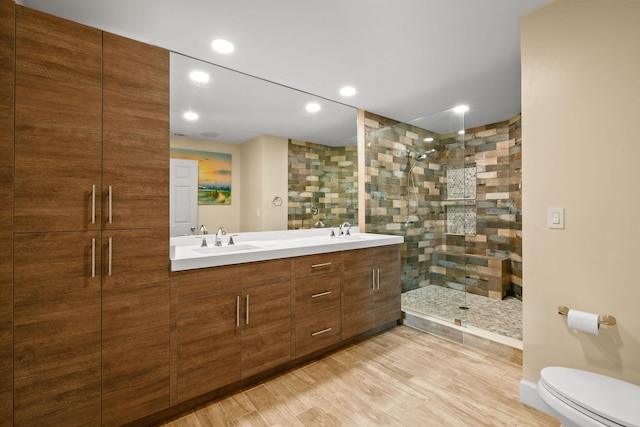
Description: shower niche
xmin=445 ymin=164 xmax=477 ymax=236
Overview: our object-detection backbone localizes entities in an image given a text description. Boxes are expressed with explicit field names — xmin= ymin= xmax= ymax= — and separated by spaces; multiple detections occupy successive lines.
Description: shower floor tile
xmin=401 ymin=285 xmax=522 ymax=341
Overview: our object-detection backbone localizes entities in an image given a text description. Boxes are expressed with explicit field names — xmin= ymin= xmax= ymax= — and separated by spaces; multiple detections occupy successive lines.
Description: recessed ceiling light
xmin=183 ymin=111 xmax=199 ymax=121
xmin=211 ymin=39 xmax=235 ymax=54
xmin=424 ymin=137 xmax=434 ymax=142
xmin=453 ymin=105 xmax=469 ymax=113
xmin=189 ymin=70 xmax=210 ymax=84
xmin=339 ymin=86 xmax=356 ymax=97
xmin=306 ymin=102 xmax=321 ymax=113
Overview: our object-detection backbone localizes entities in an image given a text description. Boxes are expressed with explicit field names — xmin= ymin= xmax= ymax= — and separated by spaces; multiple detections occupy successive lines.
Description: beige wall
xmin=240 ymin=135 xmax=288 ymax=232
xmin=521 ymin=0 xmax=640 ymax=386
xmin=170 ymin=135 xmax=242 ymax=232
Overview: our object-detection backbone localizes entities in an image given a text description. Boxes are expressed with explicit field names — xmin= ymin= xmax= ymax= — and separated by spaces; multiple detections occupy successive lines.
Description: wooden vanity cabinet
xmin=342 ymin=245 xmax=401 ymax=340
xmin=173 ymin=259 xmax=292 ymax=403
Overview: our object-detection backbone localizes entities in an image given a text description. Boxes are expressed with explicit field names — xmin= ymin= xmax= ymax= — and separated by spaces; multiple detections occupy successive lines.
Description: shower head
xmin=415 ymin=153 xmax=428 ymax=161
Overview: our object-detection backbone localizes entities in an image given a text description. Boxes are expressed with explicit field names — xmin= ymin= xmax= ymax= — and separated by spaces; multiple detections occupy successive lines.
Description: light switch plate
xmin=548 ymin=207 xmax=564 ymax=229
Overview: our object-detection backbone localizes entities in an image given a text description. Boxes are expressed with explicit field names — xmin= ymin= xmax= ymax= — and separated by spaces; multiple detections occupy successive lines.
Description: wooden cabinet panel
xmin=102 ymin=229 xmax=170 ymax=292
xmin=295 ymin=307 xmax=341 ymax=358
xmin=174 ymin=258 xmax=291 ymax=300
xmin=13 ymin=232 xmax=101 ymax=425
xmin=103 ymin=32 xmax=169 ymax=230
xmin=14 ymin=6 xmax=102 ymax=233
xmin=294 ymin=272 xmax=341 ymax=317
xmin=294 ymin=252 xmax=342 ymax=279
xmin=177 ymin=292 xmax=241 ymax=402
xmin=0 ymin=0 xmax=14 ymax=422
xmin=102 ymin=229 xmax=170 ymax=426
xmin=102 ymin=282 xmax=170 ymax=426
xmin=341 ymin=245 xmax=399 ymax=270
xmin=375 ymin=260 xmax=402 ymax=327
xmin=242 ymin=281 xmax=292 ymax=378
xmin=342 ymin=244 xmax=401 ymax=340
xmin=342 ymin=265 xmax=376 ymax=340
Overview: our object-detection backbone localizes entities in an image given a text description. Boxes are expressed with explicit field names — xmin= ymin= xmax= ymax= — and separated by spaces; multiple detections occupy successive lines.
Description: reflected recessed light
xmin=424 ymin=137 xmax=434 ymax=142
xmin=458 ymin=130 xmax=465 ymax=135
xmin=183 ymin=111 xmax=199 ymax=121
xmin=306 ymin=102 xmax=321 ymax=113
xmin=211 ymin=39 xmax=235 ymax=54
xmin=189 ymin=70 xmax=210 ymax=84
xmin=339 ymin=86 xmax=356 ymax=97
xmin=453 ymin=105 xmax=469 ymax=113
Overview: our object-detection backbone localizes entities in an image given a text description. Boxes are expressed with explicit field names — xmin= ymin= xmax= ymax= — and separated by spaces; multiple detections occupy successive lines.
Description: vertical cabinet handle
xmin=246 ymin=294 xmax=250 ymax=325
xmin=236 ymin=296 xmax=240 ymax=327
xmin=377 ymin=268 xmax=381 ymax=290
xmin=91 ymin=184 xmax=96 ymax=224
xmin=372 ymin=269 xmax=376 ymax=290
xmin=108 ymin=185 xmax=113 ymax=224
xmin=108 ymin=237 xmax=113 ymax=276
xmin=91 ymin=238 xmax=96 ymax=278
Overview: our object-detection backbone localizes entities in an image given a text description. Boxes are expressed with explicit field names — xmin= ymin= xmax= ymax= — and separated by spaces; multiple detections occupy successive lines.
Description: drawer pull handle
xmin=108 ymin=185 xmax=113 ymax=224
xmin=311 ymin=262 xmax=332 ymax=269
xmin=311 ymin=327 xmax=332 ymax=337
xmin=311 ymin=291 xmax=332 ymax=298
xmin=236 ymin=295 xmax=240 ymax=327
xmin=91 ymin=237 xmax=96 ymax=278
xmin=91 ymin=184 xmax=96 ymax=224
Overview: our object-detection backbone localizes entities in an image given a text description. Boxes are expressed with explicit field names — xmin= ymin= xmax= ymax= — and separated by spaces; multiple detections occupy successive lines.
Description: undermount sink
xmin=193 ymin=244 xmax=261 ymax=254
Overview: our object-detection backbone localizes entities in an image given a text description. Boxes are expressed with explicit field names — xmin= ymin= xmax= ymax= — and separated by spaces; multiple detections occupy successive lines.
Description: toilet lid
xmin=540 ymin=367 xmax=640 ymax=427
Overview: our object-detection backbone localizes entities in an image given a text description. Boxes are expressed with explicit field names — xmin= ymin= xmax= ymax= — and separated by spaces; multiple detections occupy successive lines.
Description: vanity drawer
xmin=295 ymin=307 xmax=341 ymax=357
xmin=294 ymin=273 xmax=341 ymax=317
xmin=294 ymin=252 xmax=342 ymax=279
xmin=341 ymin=244 xmax=400 ymax=270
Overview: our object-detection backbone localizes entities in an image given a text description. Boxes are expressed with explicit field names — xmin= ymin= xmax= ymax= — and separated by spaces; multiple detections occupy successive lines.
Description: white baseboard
xmin=520 ymin=379 xmax=553 ymax=415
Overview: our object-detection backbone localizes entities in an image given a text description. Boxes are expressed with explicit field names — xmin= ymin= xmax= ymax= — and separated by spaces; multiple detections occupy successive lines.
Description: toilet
xmin=537 ymin=367 xmax=640 ymax=427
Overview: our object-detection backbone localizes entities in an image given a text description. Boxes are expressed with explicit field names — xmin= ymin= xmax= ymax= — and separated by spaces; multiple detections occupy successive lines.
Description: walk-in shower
xmin=364 ymin=107 xmax=523 ymax=341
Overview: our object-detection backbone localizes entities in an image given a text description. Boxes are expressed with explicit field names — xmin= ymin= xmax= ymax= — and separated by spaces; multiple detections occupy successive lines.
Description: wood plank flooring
xmin=159 ymin=326 xmax=559 ymax=426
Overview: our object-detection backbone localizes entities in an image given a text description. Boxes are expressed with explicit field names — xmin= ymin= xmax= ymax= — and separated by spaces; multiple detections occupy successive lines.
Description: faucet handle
xmin=330 ymin=229 xmax=336 ymax=237
xmin=228 ymin=234 xmax=238 ymax=245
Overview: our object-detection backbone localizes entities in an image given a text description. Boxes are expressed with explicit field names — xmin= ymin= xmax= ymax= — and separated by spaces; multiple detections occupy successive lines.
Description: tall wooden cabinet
xmin=12 ymin=6 xmax=170 ymax=426
xmin=13 ymin=8 xmax=103 ymax=425
xmin=101 ymin=33 xmax=170 ymax=427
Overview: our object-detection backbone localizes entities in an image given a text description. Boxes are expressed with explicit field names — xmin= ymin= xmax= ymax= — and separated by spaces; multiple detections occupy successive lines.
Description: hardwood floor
xmin=159 ymin=326 xmax=559 ymax=426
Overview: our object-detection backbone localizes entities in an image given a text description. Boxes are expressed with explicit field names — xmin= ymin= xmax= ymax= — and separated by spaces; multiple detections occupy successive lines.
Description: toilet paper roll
xmin=567 ymin=309 xmax=600 ymax=335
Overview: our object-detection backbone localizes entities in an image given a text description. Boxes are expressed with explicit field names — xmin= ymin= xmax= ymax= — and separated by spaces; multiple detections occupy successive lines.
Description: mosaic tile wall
xmin=364 ymin=112 xmax=523 ymax=299
xmin=288 ymin=139 xmax=358 ymax=230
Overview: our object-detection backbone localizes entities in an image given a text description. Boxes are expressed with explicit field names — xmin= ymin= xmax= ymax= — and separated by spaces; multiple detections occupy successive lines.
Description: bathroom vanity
xmin=169 ymin=231 xmax=403 ymax=409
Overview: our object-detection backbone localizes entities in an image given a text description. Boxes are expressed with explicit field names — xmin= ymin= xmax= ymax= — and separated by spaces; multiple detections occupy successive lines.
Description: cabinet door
xmin=101 ymin=229 xmax=170 ymax=426
xmin=177 ymin=292 xmax=241 ymax=402
xmin=13 ymin=232 xmax=101 ymax=425
xmin=14 ymin=7 xmax=102 ymax=233
xmin=342 ymin=266 xmax=376 ymax=340
xmin=374 ymin=260 xmax=402 ymax=328
xmin=103 ymin=32 xmax=169 ymax=230
xmin=242 ymin=281 xmax=292 ymax=378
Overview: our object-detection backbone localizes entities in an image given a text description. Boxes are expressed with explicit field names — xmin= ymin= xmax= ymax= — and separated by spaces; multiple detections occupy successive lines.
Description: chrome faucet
xmin=215 ymin=227 xmax=226 ymax=246
xmin=339 ymin=222 xmax=351 ymax=236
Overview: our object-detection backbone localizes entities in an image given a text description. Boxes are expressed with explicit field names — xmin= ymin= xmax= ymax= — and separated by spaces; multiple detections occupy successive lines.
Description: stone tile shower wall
xmin=288 ymin=139 xmax=358 ymax=230
xmin=364 ymin=111 xmax=523 ymax=299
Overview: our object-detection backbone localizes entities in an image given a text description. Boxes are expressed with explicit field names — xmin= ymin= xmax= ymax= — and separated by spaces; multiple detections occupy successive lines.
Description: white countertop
xmin=170 ymin=228 xmax=404 ymax=272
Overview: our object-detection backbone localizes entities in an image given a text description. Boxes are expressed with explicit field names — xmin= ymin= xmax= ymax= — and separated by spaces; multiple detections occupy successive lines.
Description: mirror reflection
xmin=169 ymin=52 xmax=358 ymax=236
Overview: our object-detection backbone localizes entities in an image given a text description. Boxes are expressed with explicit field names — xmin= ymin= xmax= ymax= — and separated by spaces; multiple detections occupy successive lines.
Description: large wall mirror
xmin=170 ymin=52 xmax=358 ymax=236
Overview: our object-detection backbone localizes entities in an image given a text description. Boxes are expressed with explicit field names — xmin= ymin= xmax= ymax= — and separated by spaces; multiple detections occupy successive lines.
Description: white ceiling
xmin=17 ymin=0 xmax=548 ymax=145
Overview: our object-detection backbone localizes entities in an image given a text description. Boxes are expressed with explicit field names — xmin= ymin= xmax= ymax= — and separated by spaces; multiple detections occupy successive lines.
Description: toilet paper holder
xmin=558 ymin=306 xmax=616 ymax=326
